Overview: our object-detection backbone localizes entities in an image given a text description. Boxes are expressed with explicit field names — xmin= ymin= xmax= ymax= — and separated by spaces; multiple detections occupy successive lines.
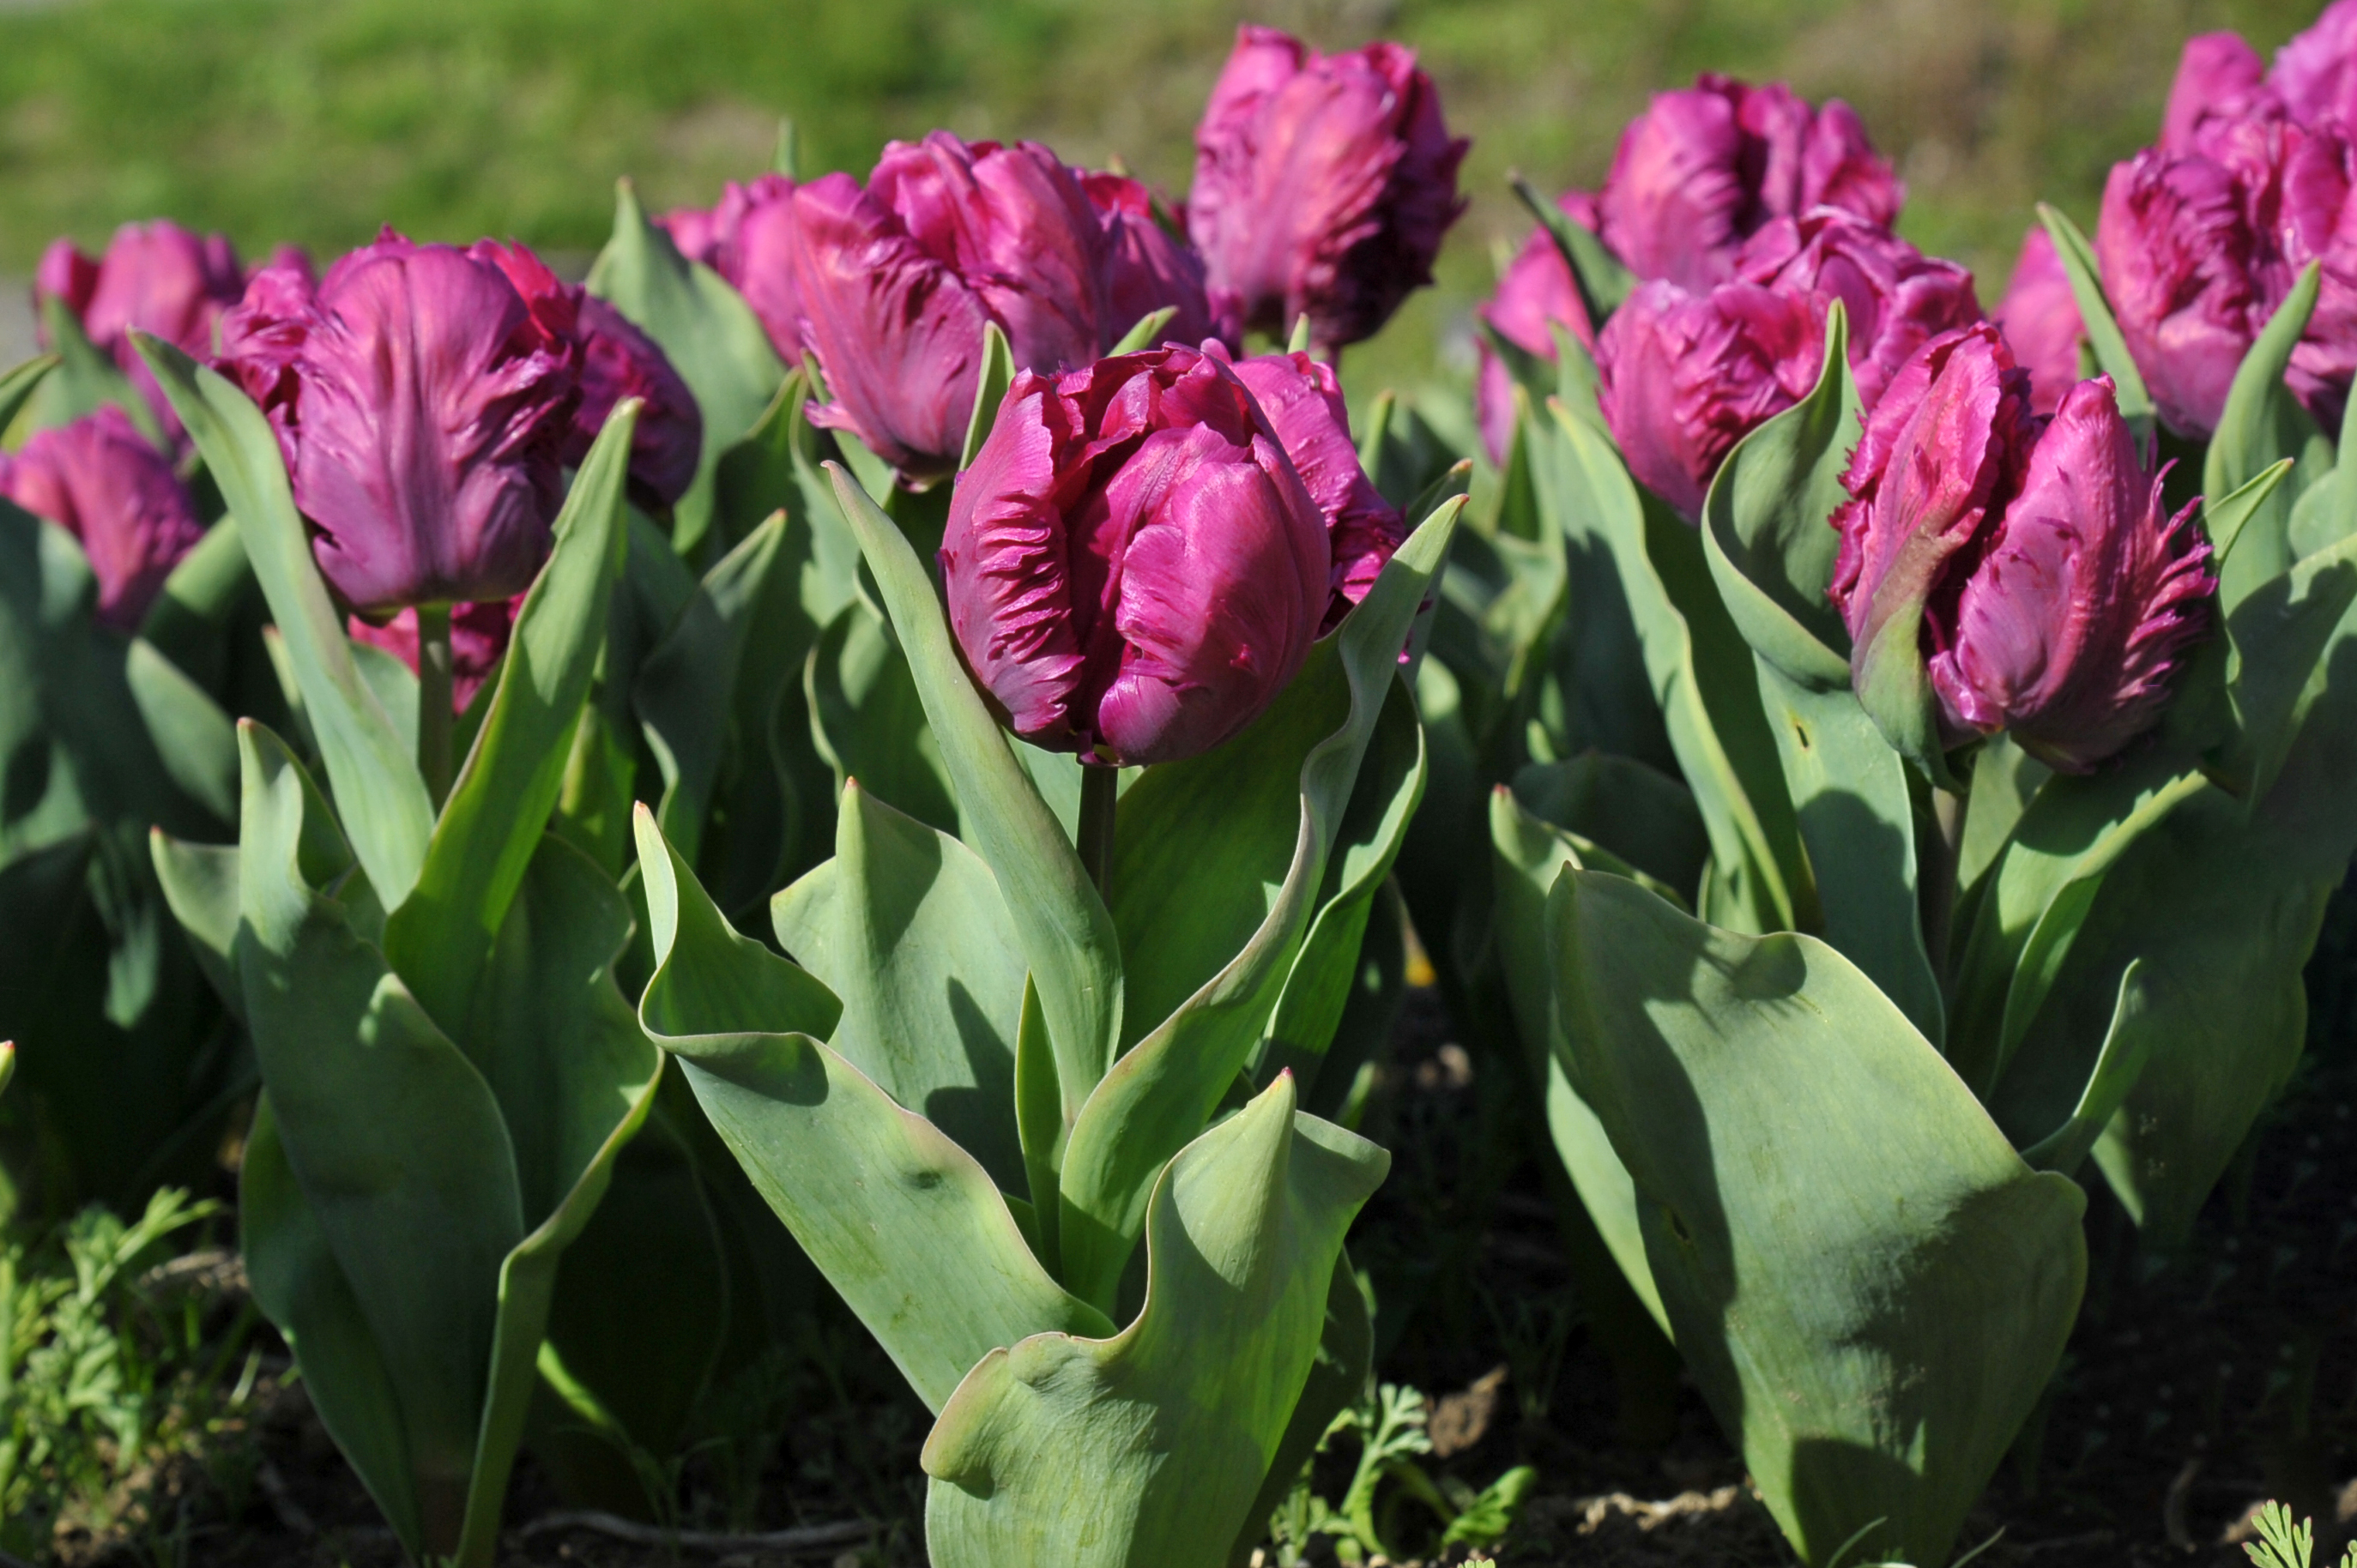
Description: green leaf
xmin=1550 ymin=401 xmax=1809 ymax=932
xmin=1227 ymin=1252 xmax=1374 ymax=1565
xmin=1056 ymin=501 xmax=1461 ymax=1313
xmin=1508 ymin=753 xmax=1707 ymax=900
xmin=138 ymin=517 xmax=261 ymax=698
xmin=958 ymin=321 xmax=1017 ymax=473
xmin=805 ymin=597 xmax=959 ymax=836
xmin=1550 ymin=870 xmax=2085 ymax=1568
xmin=0 ymin=353 xmax=59 ymax=433
xmin=587 ymin=178 xmax=788 ymax=558
xmin=922 ymin=1074 xmax=1388 ymax=1568
xmin=2016 ymin=962 xmax=2150 ymax=1176
xmin=150 ymin=832 xmax=240 ymax=1015
xmin=2216 ymin=492 xmax=2357 ymax=806
xmin=31 ymin=295 xmax=166 ymax=446
xmin=1513 ymin=172 xmax=1633 ymax=328
xmin=383 ymin=403 xmax=638 ymax=1036
xmin=232 ymin=721 xmax=524 ymax=1555
xmin=2035 ymin=203 xmax=2155 ymax=445
xmin=2209 ymin=264 xmax=2328 ymax=611
xmin=1109 ymin=306 xmax=1179 ymax=358
xmin=827 ymin=463 xmax=1123 ymax=1122
xmin=136 ymin=335 xmax=434 ymax=908
xmin=770 ymin=780 xmax=1028 ymax=1193
xmin=1698 ymin=305 xmax=1858 ymax=682
xmin=1014 ymin=975 xmax=1064 ymax=1274
xmin=241 ymin=1098 xmax=426 ymax=1556
xmin=124 ymin=636 xmax=239 ymax=825
xmin=635 ymin=806 xmax=1109 ymax=1412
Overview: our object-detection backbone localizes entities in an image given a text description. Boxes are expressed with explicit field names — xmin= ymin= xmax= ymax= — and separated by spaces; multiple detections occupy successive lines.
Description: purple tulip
xmin=1592 ymin=75 xmax=1902 ymax=292
xmin=662 ymin=174 xmax=804 ymax=362
xmin=214 ymin=256 xmax=320 ymax=459
xmin=1733 ymin=208 xmax=1979 ymax=408
xmin=938 ymin=345 xmax=1329 ymax=766
xmin=213 ymin=231 xmax=582 ymax=615
xmin=1187 ymin=25 xmax=1469 ymax=353
xmin=1081 ymin=171 xmax=1231 ymax=351
xmin=349 ymin=595 xmax=519 ymax=714
xmin=0 ymin=406 xmax=207 ymax=630
xmin=1595 ymin=278 xmax=1826 ymax=520
xmin=35 ymin=220 xmax=249 ymax=440
xmin=1218 ymin=344 xmax=1406 ymax=630
xmin=1473 ymin=191 xmax=1601 ymax=462
xmin=1994 ymin=227 xmax=2085 ymax=416
xmin=2161 ymin=33 xmax=2275 ymax=156
xmin=471 ymin=241 xmax=704 ymax=510
xmin=1831 ymin=325 xmax=2211 ymax=773
xmin=790 ymin=134 xmax=1217 ymax=481
xmin=2272 ymin=0 xmax=2357 ymax=131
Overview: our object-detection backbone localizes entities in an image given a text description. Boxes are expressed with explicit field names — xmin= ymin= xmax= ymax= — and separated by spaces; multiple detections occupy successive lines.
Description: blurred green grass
xmin=0 ymin=0 xmax=2332 ymax=396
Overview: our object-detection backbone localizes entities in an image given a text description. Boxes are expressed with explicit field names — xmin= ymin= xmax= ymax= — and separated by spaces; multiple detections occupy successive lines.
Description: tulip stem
xmin=1079 ymin=763 xmax=1120 ymax=904
xmin=1923 ymin=785 xmax=1968 ymax=982
xmin=416 ymin=603 xmax=455 ymax=809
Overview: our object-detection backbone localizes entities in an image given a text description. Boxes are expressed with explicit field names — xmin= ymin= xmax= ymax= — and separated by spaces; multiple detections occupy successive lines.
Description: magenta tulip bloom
xmin=2161 ymin=33 xmax=2274 ymax=155
xmin=1219 ymin=345 xmax=1405 ymax=630
xmin=1593 ymin=75 xmax=1901 ymax=292
xmin=1474 ymin=191 xmax=1602 ymax=462
xmin=662 ymin=174 xmax=803 ymax=362
xmin=791 ymin=134 xmax=1216 ymax=480
xmin=349 ymin=595 xmax=519 ymax=714
xmin=1734 ymin=208 xmax=1979 ymax=408
xmin=939 ymin=346 xmax=1329 ymax=765
xmin=1832 ymin=326 xmax=2211 ymax=772
xmin=1082 ymin=171 xmax=1230 ymax=351
xmin=1187 ymin=26 xmax=1468 ymax=352
xmin=36 ymin=220 xmax=249 ymax=439
xmin=571 ymin=296 xmax=703 ymax=508
xmin=213 ymin=232 xmax=582 ymax=615
xmin=0 ymin=406 xmax=207 ymax=630
xmin=1995 ymin=227 xmax=2085 ymax=415
xmin=2273 ymin=0 xmax=2357 ymax=131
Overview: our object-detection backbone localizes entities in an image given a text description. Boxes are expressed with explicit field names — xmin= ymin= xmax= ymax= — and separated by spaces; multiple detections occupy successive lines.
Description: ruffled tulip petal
xmin=0 ymin=406 xmax=207 ymax=630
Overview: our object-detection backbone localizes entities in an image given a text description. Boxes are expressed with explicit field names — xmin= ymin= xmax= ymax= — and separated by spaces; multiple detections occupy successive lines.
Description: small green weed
xmin=2245 ymin=1499 xmax=2357 ymax=1568
xmin=1262 ymin=1379 xmax=1535 ymax=1566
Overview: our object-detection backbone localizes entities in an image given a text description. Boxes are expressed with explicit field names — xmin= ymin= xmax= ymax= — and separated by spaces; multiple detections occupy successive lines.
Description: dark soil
xmin=44 ymin=906 xmax=2357 ymax=1568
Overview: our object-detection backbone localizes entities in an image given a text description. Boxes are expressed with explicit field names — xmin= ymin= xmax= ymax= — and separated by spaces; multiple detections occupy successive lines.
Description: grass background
xmin=0 ymin=0 xmax=2336 ymax=397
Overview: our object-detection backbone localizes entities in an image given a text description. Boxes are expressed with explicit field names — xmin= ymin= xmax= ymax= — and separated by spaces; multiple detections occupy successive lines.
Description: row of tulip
xmin=3 ymin=8 xmax=2354 ymax=1568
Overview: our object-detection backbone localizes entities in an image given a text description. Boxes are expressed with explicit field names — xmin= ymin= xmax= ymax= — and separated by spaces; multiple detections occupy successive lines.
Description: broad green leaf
xmin=2216 ymin=497 xmax=2357 ymax=806
xmin=31 ymin=296 xmax=165 ymax=445
xmin=1550 ymin=401 xmax=1809 ymax=932
xmin=1508 ymin=753 xmax=1707 ymax=900
xmin=136 ymin=336 xmax=433 ymax=908
xmin=2289 ymin=389 xmax=2357 ymax=558
xmin=1014 ymin=976 xmax=1064 ymax=1274
xmin=1057 ymin=502 xmax=1460 ymax=1313
xmin=233 ymin=722 xmax=523 ymax=1555
xmin=958 ymin=321 xmax=1018 ymax=473
xmin=1948 ymin=751 xmax=2208 ymax=1092
xmin=922 ymin=1075 xmax=1388 ymax=1568
xmin=587 ymin=178 xmax=788 ymax=558
xmin=241 ymin=1100 xmax=426 ymax=1556
xmin=383 ymin=406 xmax=638 ymax=1036
xmin=1488 ymin=787 xmax=1666 ymax=1336
xmin=1513 ymin=172 xmax=1633 ymax=327
xmin=2208 ymin=263 xmax=2327 ymax=612
xmin=2035 ymin=203 xmax=2155 ymax=444
xmin=2016 ymin=962 xmax=2149 ymax=1176
xmin=1550 ymin=869 xmax=2085 ymax=1568
xmin=634 ymin=807 xmax=1109 ymax=1413
xmin=805 ymin=597 xmax=958 ymax=836
xmin=1227 ymin=1253 xmax=1374 ymax=1565
xmin=124 ymin=637 xmax=239 ymax=825
xmin=0 ymin=353 xmax=58 ymax=433
xmin=151 ymin=832 xmax=240 ymax=1014
xmin=770 ymin=781 xmax=1028 ymax=1193
xmin=1751 ymin=662 xmax=1943 ymax=1044
xmin=140 ymin=517 xmax=263 ymax=703
xmin=1698 ymin=305 xmax=1857 ymax=677
xmin=828 ymin=464 xmax=1123 ymax=1120
xmin=1954 ymin=736 xmax=2047 ymax=925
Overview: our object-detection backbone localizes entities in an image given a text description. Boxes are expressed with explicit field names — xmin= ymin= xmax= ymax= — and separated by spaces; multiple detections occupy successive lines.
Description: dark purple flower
xmin=35 ymin=220 xmax=249 ymax=440
xmin=1474 ymin=190 xmax=1601 ymax=462
xmin=2161 ymin=33 xmax=2275 ymax=156
xmin=1831 ymin=325 xmax=2212 ymax=772
xmin=1081 ymin=171 xmax=1230 ymax=351
xmin=662 ymin=174 xmax=804 ymax=362
xmin=1593 ymin=75 xmax=1901 ymax=292
xmin=1218 ymin=344 xmax=1405 ymax=630
xmin=1995 ymin=226 xmax=2085 ymax=415
xmin=1187 ymin=25 xmax=1468 ymax=352
xmin=213 ymin=231 xmax=582 ymax=615
xmin=348 ymin=595 xmax=519 ymax=714
xmin=938 ymin=345 xmax=1329 ymax=765
xmin=2271 ymin=0 xmax=2357 ymax=132
xmin=1732 ymin=208 xmax=1980 ymax=408
xmin=0 ymin=405 xmax=207 ymax=630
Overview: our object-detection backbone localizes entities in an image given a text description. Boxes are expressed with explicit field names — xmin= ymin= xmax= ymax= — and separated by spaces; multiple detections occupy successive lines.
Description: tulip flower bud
xmin=662 ymin=174 xmax=804 ymax=361
xmin=1594 ymin=280 xmax=1828 ymax=521
xmin=214 ymin=231 xmax=582 ymax=616
xmin=1832 ymin=327 xmax=2213 ymax=772
xmin=349 ymin=595 xmax=519 ymax=714
xmin=792 ymin=135 xmax=1216 ymax=480
xmin=1219 ymin=345 xmax=1406 ymax=630
xmin=36 ymin=220 xmax=249 ymax=441
xmin=939 ymin=346 xmax=1329 ymax=766
xmin=1187 ymin=26 xmax=1468 ymax=352
xmin=1994 ymin=227 xmax=2085 ymax=415
xmin=1474 ymin=191 xmax=1601 ymax=462
xmin=0 ymin=406 xmax=207 ymax=630
xmin=1594 ymin=75 xmax=1901 ymax=291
